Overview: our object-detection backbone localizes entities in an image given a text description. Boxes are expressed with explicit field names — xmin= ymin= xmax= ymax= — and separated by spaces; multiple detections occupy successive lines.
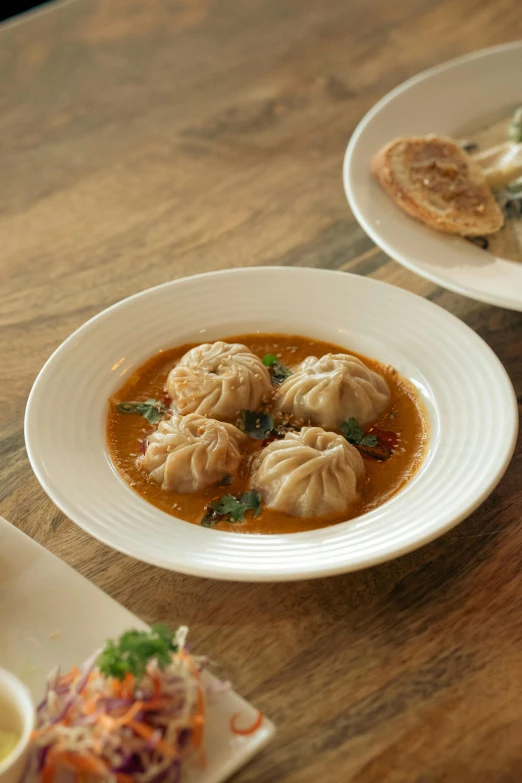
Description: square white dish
xmin=0 ymin=516 xmax=274 ymax=782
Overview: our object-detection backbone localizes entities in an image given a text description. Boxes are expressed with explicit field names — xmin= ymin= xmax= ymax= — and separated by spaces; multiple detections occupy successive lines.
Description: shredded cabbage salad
xmin=31 ymin=626 xmax=208 ymax=783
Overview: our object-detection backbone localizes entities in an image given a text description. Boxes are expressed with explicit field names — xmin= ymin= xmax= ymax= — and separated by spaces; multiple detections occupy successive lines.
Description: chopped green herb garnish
xmin=467 ymin=235 xmax=489 ymax=250
xmin=98 ymin=625 xmax=178 ymax=681
xmin=496 ymin=181 xmax=522 ymax=218
xmin=239 ymin=409 xmax=275 ymax=440
xmin=341 ymin=417 xmax=378 ymax=447
xmin=460 ymin=140 xmax=479 ymax=154
xmin=116 ymin=398 xmax=167 ymax=425
xmin=503 ymin=197 xmax=522 ymax=218
xmin=506 ymin=181 xmax=522 ymax=194
xmin=202 ymin=491 xmax=262 ymax=526
xmin=262 ymin=354 xmax=292 ymax=384
xmin=508 ymin=107 xmax=522 ymax=143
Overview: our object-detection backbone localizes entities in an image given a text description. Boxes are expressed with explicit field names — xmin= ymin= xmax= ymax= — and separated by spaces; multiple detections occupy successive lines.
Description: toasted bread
xmin=371 ymin=135 xmax=504 ymax=236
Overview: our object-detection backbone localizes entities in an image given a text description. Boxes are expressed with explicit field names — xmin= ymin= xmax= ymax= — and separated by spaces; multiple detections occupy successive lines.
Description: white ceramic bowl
xmin=0 ymin=668 xmax=35 ymax=783
xmin=25 ymin=267 xmax=518 ymax=581
xmin=344 ymin=41 xmax=522 ymax=311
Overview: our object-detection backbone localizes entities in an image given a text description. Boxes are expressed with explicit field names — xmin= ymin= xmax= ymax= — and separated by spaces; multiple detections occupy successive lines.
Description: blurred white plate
xmin=25 ymin=267 xmax=517 ymax=580
xmin=0 ymin=517 xmax=274 ymax=782
xmin=344 ymin=41 xmax=522 ymax=311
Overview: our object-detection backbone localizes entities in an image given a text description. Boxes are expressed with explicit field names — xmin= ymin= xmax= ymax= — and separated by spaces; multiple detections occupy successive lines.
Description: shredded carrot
xmin=191 ymin=686 xmax=205 ymax=749
xmin=196 ymin=685 xmax=205 ymax=714
xmin=41 ymin=763 xmax=56 ymax=783
xmin=116 ymin=775 xmax=134 ymax=783
xmin=230 ymin=709 xmax=263 ymax=736
xmin=111 ymin=678 xmax=123 ymax=697
xmin=82 ymin=693 xmax=101 ymax=715
xmin=197 ymin=747 xmax=208 ymax=769
xmin=121 ymin=672 xmax=135 ymax=700
xmin=31 ymin=727 xmax=48 ymax=741
xmin=51 ymin=750 xmax=109 ymax=775
xmin=58 ymin=666 xmax=80 ymax=687
xmin=128 ymin=719 xmax=179 ymax=759
xmin=178 ymin=650 xmax=201 ymax=679
xmin=141 ymin=698 xmax=169 ymax=712
xmin=104 ymin=700 xmax=144 ymax=728
xmin=62 ymin=711 xmax=72 ymax=726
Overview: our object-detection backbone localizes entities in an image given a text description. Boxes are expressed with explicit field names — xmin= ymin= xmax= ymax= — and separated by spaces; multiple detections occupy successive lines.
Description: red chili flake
xmin=261 ymin=433 xmax=282 ymax=446
xmin=162 ymin=391 xmax=172 ymax=406
xmin=372 ymin=429 xmax=399 ymax=450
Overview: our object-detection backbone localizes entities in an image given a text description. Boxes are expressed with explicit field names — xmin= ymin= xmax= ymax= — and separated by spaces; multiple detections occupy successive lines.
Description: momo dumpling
xmin=251 ymin=427 xmax=364 ymax=517
xmin=275 ymin=353 xmax=390 ymax=430
xmin=140 ymin=413 xmax=247 ymax=493
xmin=166 ymin=342 xmax=272 ymax=421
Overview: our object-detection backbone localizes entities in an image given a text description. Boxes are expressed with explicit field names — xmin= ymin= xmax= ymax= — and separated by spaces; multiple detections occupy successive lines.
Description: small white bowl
xmin=0 ymin=668 xmax=35 ymax=783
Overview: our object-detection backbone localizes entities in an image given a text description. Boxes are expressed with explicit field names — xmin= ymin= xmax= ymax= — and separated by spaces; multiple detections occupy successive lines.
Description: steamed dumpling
xmin=140 ymin=413 xmax=247 ymax=493
xmin=251 ymin=427 xmax=364 ymax=517
xmin=275 ymin=353 xmax=390 ymax=430
xmin=166 ymin=342 xmax=272 ymax=421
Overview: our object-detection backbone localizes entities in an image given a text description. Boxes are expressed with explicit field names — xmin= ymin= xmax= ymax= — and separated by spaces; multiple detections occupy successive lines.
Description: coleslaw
xmin=31 ymin=626 xmax=206 ymax=783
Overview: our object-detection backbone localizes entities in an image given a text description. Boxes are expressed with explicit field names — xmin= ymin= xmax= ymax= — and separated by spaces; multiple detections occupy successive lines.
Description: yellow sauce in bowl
xmin=0 ymin=729 xmax=19 ymax=763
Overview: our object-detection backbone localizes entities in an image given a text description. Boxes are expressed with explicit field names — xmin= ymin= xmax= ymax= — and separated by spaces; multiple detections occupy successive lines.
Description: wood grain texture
xmin=1 ymin=0 xmax=521 ymax=780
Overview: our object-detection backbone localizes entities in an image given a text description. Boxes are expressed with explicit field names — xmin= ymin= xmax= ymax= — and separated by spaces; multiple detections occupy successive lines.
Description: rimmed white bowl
xmin=344 ymin=41 xmax=522 ymax=311
xmin=25 ymin=267 xmax=518 ymax=581
xmin=0 ymin=668 xmax=35 ymax=783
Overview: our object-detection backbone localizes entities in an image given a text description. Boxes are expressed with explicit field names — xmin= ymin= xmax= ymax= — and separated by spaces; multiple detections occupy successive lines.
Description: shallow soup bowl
xmin=25 ymin=267 xmax=518 ymax=581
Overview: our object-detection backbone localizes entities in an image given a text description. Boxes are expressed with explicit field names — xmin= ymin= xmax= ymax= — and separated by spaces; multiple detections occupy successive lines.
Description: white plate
xmin=25 ymin=267 xmax=518 ymax=581
xmin=0 ymin=516 xmax=274 ymax=782
xmin=344 ymin=41 xmax=522 ymax=311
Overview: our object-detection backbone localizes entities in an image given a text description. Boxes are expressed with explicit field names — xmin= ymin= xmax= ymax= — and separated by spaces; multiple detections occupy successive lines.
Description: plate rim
xmin=24 ymin=267 xmax=519 ymax=581
xmin=343 ymin=40 xmax=522 ymax=311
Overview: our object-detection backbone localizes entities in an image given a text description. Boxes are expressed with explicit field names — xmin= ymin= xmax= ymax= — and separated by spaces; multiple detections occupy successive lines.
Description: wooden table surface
xmin=2 ymin=0 xmax=522 ymax=780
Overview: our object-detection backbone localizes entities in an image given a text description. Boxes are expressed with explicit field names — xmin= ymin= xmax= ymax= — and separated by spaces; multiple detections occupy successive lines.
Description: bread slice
xmin=371 ymin=135 xmax=504 ymax=236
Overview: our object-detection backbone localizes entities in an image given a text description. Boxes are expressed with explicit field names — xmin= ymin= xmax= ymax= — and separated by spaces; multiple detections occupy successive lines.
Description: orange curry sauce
xmin=106 ymin=334 xmax=428 ymax=534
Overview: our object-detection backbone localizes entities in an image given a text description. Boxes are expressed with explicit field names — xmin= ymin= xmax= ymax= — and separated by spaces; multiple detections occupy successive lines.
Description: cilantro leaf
xmin=116 ymin=398 xmax=167 ymax=425
xmin=239 ymin=409 xmax=275 ymax=440
xmin=341 ymin=417 xmax=378 ymax=447
xmin=202 ymin=491 xmax=262 ymax=526
xmin=239 ymin=490 xmax=262 ymax=516
xmin=360 ymin=433 xmax=379 ymax=446
xmin=210 ymin=494 xmax=245 ymax=520
xmin=341 ymin=418 xmax=398 ymax=460
xmin=97 ymin=624 xmax=178 ymax=681
xmin=262 ymin=354 xmax=292 ymax=384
